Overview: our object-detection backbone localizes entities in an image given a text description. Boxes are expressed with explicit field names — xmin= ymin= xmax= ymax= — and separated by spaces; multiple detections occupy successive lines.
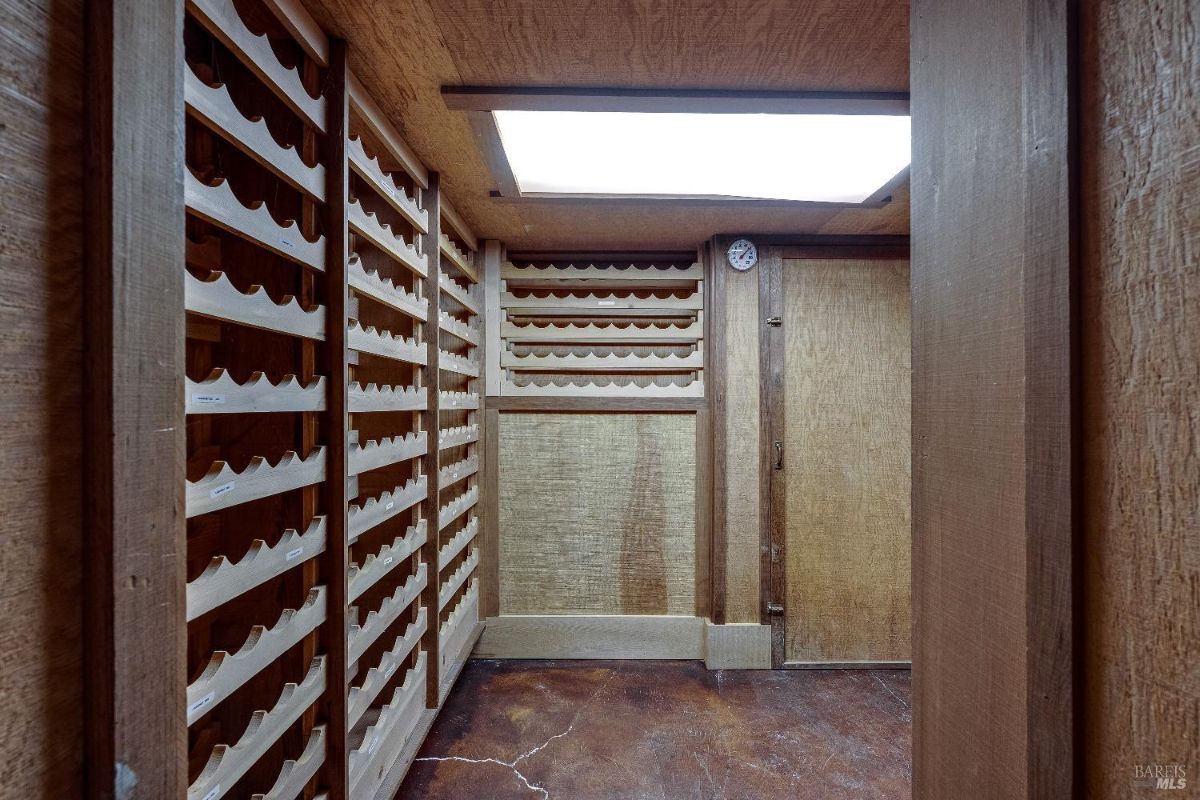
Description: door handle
xmin=774 ymin=440 xmax=783 ymax=470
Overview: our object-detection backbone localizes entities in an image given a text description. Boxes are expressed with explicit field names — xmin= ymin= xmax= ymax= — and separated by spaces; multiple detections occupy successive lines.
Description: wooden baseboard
xmin=703 ymin=622 xmax=772 ymax=669
xmin=474 ymin=615 xmax=706 ymax=659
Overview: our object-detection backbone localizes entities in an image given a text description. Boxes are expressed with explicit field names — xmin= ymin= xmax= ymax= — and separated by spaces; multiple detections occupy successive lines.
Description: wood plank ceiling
xmin=303 ymin=0 xmax=910 ymax=249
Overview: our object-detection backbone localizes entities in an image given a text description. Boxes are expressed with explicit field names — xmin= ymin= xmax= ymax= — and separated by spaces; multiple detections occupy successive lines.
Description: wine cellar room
xmin=5 ymin=0 xmax=1197 ymax=798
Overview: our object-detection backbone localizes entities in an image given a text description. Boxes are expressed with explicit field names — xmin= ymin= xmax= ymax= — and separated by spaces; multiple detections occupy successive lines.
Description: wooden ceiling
xmin=303 ymin=0 xmax=910 ymax=249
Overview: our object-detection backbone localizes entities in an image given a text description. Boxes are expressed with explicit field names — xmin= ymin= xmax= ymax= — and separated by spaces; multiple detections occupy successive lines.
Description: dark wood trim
xmin=466 ymin=110 xmax=520 ymax=198
xmin=758 ymin=249 xmax=786 ymax=666
xmin=442 ymin=85 xmax=910 ymax=115
xmin=489 ymin=396 xmax=705 ymax=413
xmin=506 ymin=250 xmax=699 ymax=265
xmin=479 ymin=405 xmax=501 ymax=618
xmin=420 ymin=172 xmax=444 ymax=708
xmin=1025 ymin=0 xmax=1079 ymax=794
xmin=782 ymin=661 xmax=913 ymax=670
xmin=323 ymin=38 xmax=351 ymax=800
xmin=707 ymin=238 xmax=728 ymax=624
xmin=84 ymin=3 xmax=186 ymax=797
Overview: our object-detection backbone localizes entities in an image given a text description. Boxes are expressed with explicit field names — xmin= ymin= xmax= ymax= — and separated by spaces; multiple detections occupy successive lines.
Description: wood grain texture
xmin=497 ymin=413 xmax=696 ymax=615
xmin=475 ymin=615 xmax=706 ymax=659
xmin=704 ymin=623 xmax=772 ymax=669
xmin=722 ymin=262 xmax=762 ymax=623
xmin=1080 ymin=0 xmax=1200 ymax=794
xmin=0 ymin=0 xmax=85 ymax=796
xmin=911 ymin=1 xmax=1030 ymax=795
xmin=298 ymin=0 xmax=910 ymax=249
xmin=780 ymin=259 xmax=911 ymax=663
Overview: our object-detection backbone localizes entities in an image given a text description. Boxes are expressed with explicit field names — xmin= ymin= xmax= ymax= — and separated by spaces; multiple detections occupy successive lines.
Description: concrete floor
xmin=397 ymin=660 xmax=912 ymax=799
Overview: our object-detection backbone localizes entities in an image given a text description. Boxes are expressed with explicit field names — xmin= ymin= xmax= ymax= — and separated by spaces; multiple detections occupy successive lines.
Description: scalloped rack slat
xmin=438 ymin=548 xmax=479 ymax=610
xmin=438 ymin=485 xmax=479 ymax=530
xmin=187 ymin=517 xmax=326 ymax=620
xmin=187 ymin=447 xmax=326 ymax=518
xmin=438 ymin=350 xmax=480 ymax=378
xmin=186 ymin=270 xmax=326 ymax=340
xmin=347 ymin=609 xmax=426 ymax=728
xmin=348 ymin=652 xmax=427 ymax=799
xmin=186 ymin=0 xmax=327 ymax=132
xmin=348 ymin=432 xmax=427 ymax=476
xmin=186 ymin=587 xmax=325 ymax=726
xmin=438 ymin=271 xmax=481 ymax=314
xmin=502 ymin=348 xmax=703 ymax=372
xmin=185 ymin=67 xmax=326 ymax=200
xmin=348 ymin=382 xmax=426 ymax=413
xmin=348 ymin=563 xmax=426 ymax=665
xmin=502 ymin=261 xmax=704 ymax=282
xmin=501 ymin=289 xmax=703 ymax=315
xmin=439 ymin=581 xmax=479 ymax=682
xmin=348 ymin=524 xmax=427 ymax=602
xmin=187 ymin=656 xmax=326 ymax=800
xmin=348 ymin=319 xmax=428 ymax=365
xmin=502 ymin=317 xmax=704 ymax=343
xmin=438 ymin=390 xmax=479 ymax=410
xmin=348 ymin=199 xmax=428 ymax=277
xmin=438 ymin=516 xmax=478 ymax=571
xmin=348 ymin=482 xmax=427 ymax=544
xmin=186 ymin=172 xmax=326 ymax=271
xmin=438 ymin=310 xmax=481 ymax=346
xmin=348 ymin=254 xmax=428 ymax=321
xmin=438 ymin=424 xmax=479 ymax=451
xmin=187 ymin=369 xmax=326 ymax=414
xmin=347 ymin=136 xmax=428 ymax=233
xmin=439 ymin=456 xmax=479 ymax=491
xmin=249 ymin=724 xmax=325 ymax=800
xmin=438 ymin=233 xmax=477 ymax=283
xmin=501 ymin=379 xmax=705 ymax=399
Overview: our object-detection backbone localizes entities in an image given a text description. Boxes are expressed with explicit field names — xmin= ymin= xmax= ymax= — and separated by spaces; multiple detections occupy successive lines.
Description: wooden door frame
xmin=755 ymin=242 xmax=913 ymax=669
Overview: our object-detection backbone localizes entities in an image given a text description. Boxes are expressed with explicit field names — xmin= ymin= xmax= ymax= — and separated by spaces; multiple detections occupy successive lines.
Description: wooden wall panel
xmin=722 ymin=266 xmax=762 ymax=623
xmin=910 ymin=0 xmax=1030 ymax=795
xmin=0 ymin=0 xmax=84 ymax=796
xmin=497 ymin=413 xmax=696 ymax=615
xmin=781 ymin=259 xmax=911 ymax=663
xmin=1080 ymin=0 xmax=1200 ymax=793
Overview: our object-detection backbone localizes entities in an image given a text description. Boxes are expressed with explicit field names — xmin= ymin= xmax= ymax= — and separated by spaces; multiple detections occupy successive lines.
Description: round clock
xmin=727 ymin=238 xmax=758 ymax=271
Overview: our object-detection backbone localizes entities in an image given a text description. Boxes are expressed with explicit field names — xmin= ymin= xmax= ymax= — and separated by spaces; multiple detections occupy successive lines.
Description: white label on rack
xmin=202 ymin=786 xmax=221 ymax=800
xmin=449 ymin=398 xmax=457 ymax=406
xmin=385 ymin=501 xmax=395 ymax=511
xmin=383 ymin=557 xmax=393 ymax=566
xmin=384 ymin=661 xmax=398 ymax=679
xmin=188 ymin=691 xmax=216 ymax=717
xmin=209 ymin=482 xmax=235 ymax=499
xmin=367 ymin=736 xmax=380 ymax=756
xmin=597 ymin=300 xmax=616 ymax=306
xmin=191 ymin=394 xmax=225 ymax=405
xmin=286 ymin=547 xmax=305 ymax=561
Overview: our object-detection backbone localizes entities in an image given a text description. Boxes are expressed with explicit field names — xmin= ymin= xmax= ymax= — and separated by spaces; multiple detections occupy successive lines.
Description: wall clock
xmin=727 ymin=238 xmax=758 ymax=271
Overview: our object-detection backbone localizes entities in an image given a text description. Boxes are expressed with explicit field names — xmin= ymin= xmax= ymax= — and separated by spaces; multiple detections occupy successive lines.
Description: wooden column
xmin=323 ymin=38 xmax=350 ymax=800
xmin=420 ymin=173 xmax=443 ymax=707
xmin=910 ymin=1 xmax=1077 ymax=797
xmin=84 ymin=2 xmax=186 ymax=797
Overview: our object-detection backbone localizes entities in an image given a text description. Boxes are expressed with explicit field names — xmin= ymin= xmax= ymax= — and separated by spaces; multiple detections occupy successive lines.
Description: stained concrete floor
xmin=397 ymin=660 xmax=912 ymax=799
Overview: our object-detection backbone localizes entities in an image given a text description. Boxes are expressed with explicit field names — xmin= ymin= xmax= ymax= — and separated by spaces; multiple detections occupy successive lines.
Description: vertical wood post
xmin=323 ymin=37 xmax=351 ymax=800
xmin=84 ymin=2 xmax=187 ymax=797
xmin=421 ymin=174 xmax=444 ymax=707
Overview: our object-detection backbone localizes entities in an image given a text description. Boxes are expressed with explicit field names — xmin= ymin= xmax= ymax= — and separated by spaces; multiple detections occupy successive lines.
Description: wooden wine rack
xmin=493 ymin=257 xmax=706 ymax=397
xmin=181 ymin=2 xmax=486 ymax=797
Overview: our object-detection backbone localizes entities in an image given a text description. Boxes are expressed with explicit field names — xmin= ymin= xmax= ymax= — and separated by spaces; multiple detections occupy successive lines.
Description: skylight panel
xmin=492 ymin=110 xmax=911 ymax=203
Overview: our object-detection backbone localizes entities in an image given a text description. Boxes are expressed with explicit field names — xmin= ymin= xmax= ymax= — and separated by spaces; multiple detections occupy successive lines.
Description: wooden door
xmin=762 ymin=251 xmax=912 ymax=667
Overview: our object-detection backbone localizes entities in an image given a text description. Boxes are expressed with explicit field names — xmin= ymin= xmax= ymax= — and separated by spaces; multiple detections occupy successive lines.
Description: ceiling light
xmin=492 ymin=110 xmax=910 ymax=203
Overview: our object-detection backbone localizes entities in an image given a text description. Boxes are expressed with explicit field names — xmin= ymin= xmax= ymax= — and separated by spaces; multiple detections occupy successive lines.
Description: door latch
xmin=766 ymin=602 xmax=784 ymax=615
xmin=774 ymin=440 xmax=783 ymax=470
xmin=766 ymin=316 xmax=782 ymax=327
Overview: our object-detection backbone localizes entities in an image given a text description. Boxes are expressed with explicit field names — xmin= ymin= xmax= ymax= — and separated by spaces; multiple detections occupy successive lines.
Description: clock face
xmin=727 ymin=238 xmax=758 ymax=271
